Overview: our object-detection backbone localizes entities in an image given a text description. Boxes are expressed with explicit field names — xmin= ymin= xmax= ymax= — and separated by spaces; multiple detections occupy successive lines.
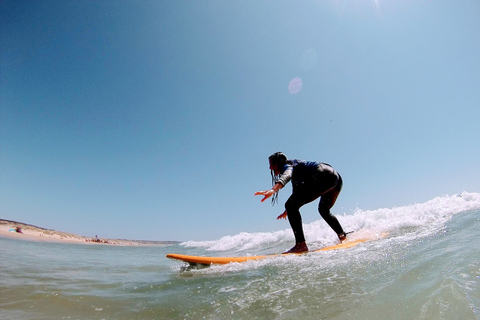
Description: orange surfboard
xmin=166 ymin=235 xmax=383 ymax=266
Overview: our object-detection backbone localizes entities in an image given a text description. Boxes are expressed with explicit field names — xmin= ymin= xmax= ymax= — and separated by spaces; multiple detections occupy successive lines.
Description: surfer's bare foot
xmin=338 ymin=233 xmax=347 ymax=242
xmin=283 ymin=241 xmax=308 ymax=254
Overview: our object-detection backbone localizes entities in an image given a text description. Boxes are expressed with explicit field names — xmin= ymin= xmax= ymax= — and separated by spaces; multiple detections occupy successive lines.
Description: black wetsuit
xmin=277 ymin=160 xmax=344 ymax=244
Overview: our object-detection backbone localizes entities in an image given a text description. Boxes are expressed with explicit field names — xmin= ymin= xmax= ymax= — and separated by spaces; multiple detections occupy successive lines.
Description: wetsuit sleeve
xmin=277 ymin=163 xmax=293 ymax=186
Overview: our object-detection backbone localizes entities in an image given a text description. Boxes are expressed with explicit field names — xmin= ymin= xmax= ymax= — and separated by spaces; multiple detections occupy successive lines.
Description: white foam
xmin=182 ymin=229 xmax=292 ymax=252
xmin=181 ymin=192 xmax=480 ymax=252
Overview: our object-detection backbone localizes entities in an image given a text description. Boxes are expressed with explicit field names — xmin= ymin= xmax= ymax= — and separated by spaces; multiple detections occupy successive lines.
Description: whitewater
xmin=1 ymin=192 xmax=479 ymax=319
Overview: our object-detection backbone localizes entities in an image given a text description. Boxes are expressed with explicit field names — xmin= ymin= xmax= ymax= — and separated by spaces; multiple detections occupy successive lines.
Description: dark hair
xmin=268 ymin=152 xmax=287 ymax=205
xmin=268 ymin=152 xmax=287 ymax=166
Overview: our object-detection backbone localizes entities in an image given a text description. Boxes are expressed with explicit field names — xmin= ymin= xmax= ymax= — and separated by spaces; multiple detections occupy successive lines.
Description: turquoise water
xmin=1 ymin=192 xmax=479 ymax=319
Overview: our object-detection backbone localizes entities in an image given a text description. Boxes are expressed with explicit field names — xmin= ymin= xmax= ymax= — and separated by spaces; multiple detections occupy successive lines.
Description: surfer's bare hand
xmin=277 ymin=211 xmax=287 ymax=220
xmin=254 ymin=189 xmax=275 ymax=202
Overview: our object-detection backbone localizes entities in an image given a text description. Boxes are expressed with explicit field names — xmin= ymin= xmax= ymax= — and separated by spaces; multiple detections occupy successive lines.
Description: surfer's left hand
xmin=277 ymin=211 xmax=287 ymax=220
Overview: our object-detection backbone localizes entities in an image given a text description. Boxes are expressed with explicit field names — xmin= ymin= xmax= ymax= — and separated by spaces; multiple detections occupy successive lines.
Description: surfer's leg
xmin=285 ymin=196 xmax=305 ymax=244
xmin=285 ymin=193 xmax=314 ymax=245
xmin=318 ymin=174 xmax=345 ymax=237
xmin=284 ymin=195 xmax=310 ymax=254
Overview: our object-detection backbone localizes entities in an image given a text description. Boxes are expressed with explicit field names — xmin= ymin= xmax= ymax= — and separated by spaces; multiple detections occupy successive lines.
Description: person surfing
xmin=255 ymin=152 xmax=347 ymax=254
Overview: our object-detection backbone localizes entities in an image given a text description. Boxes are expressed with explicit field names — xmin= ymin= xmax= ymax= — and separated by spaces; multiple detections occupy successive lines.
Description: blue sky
xmin=1 ymin=0 xmax=479 ymax=241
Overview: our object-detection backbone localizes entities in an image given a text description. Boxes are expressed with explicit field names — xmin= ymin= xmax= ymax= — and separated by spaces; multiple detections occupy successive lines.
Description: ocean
xmin=1 ymin=192 xmax=479 ymax=320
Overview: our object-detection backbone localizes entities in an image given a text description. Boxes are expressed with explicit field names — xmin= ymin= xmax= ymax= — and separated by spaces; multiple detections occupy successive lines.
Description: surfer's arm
xmin=254 ymin=182 xmax=284 ymax=202
xmin=276 ymin=163 xmax=293 ymax=185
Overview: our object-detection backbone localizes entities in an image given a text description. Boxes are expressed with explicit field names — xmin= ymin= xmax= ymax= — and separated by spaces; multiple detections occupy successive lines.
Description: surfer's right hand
xmin=254 ymin=189 xmax=275 ymax=202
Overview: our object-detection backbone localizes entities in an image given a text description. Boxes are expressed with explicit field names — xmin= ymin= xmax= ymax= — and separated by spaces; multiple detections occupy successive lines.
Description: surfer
xmin=255 ymin=152 xmax=346 ymax=254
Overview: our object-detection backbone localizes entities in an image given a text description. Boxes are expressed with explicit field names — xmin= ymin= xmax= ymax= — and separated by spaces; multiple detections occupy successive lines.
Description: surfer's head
xmin=269 ymin=152 xmax=287 ymax=176
xmin=268 ymin=152 xmax=287 ymax=206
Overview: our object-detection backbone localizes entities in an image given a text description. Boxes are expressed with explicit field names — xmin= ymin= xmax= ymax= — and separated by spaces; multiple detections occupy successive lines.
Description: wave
xmin=181 ymin=192 xmax=480 ymax=252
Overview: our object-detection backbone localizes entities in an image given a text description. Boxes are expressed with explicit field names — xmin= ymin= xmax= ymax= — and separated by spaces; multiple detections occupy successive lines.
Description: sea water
xmin=1 ymin=192 xmax=479 ymax=320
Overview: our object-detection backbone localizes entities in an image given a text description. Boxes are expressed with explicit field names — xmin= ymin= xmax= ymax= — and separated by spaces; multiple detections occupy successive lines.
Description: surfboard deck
xmin=166 ymin=235 xmax=383 ymax=266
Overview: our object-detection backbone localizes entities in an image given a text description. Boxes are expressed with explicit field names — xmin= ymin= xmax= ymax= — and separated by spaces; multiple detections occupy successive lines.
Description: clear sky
xmin=1 ymin=0 xmax=479 ymax=241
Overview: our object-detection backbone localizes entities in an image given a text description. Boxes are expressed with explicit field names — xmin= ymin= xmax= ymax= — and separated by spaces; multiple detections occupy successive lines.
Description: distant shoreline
xmin=0 ymin=219 xmax=180 ymax=246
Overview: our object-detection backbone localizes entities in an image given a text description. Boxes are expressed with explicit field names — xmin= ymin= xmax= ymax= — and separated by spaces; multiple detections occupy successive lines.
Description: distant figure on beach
xmin=255 ymin=152 xmax=346 ymax=254
xmin=85 ymin=235 xmax=109 ymax=244
xmin=9 ymin=227 xmax=23 ymax=233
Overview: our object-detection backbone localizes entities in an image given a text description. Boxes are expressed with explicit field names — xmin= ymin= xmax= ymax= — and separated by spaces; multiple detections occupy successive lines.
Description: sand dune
xmin=0 ymin=219 xmax=178 ymax=246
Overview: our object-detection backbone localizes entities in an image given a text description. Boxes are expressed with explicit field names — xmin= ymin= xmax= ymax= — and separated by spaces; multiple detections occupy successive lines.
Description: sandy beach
xmin=0 ymin=219 xmax=175 ymax=246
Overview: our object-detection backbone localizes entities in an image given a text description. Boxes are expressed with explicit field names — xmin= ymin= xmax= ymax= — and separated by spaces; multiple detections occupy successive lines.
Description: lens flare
xmin=288 ymin=77 xmax=302 ymax=94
